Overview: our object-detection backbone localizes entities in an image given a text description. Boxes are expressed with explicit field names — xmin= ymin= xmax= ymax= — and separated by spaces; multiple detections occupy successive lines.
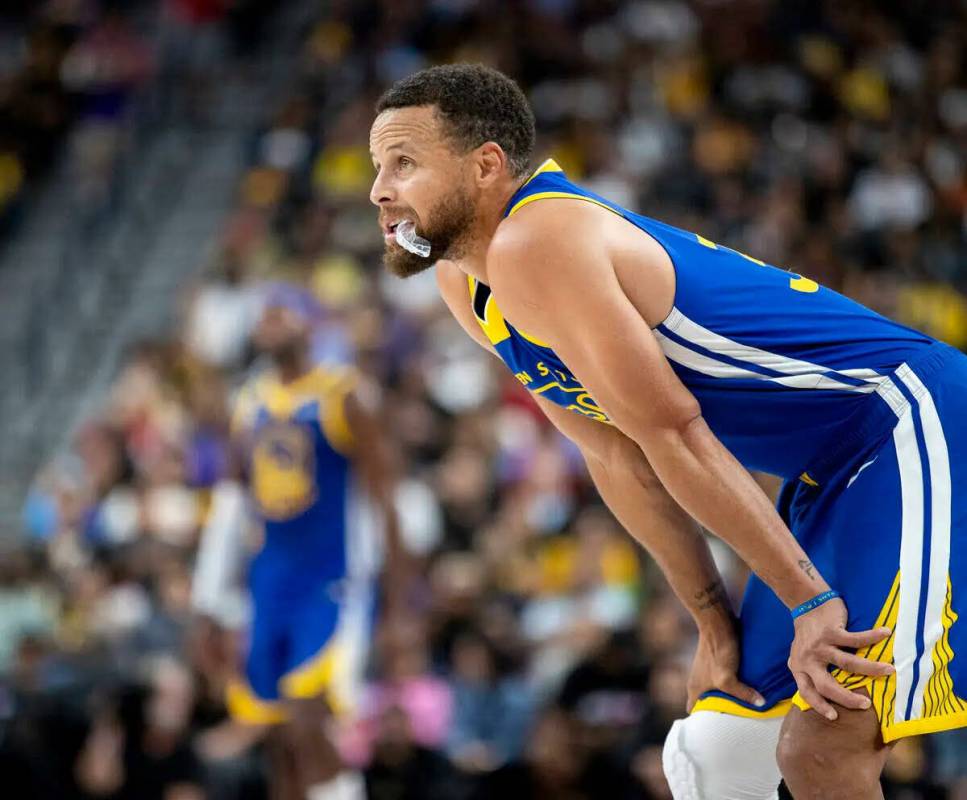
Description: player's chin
xmin=383 ymin=245 xmax=434 ymax=278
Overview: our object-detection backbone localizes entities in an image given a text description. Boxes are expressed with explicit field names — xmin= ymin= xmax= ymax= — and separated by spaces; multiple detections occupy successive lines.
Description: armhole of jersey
xmin=467 ymin=274 xmax=519 ymax=346
xmin=319 ymin=370 xmax=359 ymax=456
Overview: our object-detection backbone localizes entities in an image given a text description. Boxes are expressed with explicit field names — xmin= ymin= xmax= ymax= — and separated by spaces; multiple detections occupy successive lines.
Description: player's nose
xmin=369 ymin=170 xmax=395 ymax=206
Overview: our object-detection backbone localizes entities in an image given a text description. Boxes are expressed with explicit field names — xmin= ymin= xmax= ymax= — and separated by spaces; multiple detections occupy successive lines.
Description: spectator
xmin=475 ymin=708 xmax=595 ymax=799
xmin=74 ymin=658 xmax=205 ymax=800
xmin=446 ymin=628 xmax=536 ymax=774
xmin=365 ymin=706 xmax=461 ymax=800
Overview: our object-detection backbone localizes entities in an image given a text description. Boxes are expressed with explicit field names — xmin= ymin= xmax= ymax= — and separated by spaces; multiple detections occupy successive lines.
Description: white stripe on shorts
xmin=896 ymin=366 xmax=952 ymax=721
xmin=891 ymin=390 xmax=924 ymax=723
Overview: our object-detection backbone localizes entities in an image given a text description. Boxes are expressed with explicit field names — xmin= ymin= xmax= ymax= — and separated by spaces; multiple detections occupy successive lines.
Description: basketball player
xmin=198 ymin=284 xmax=403 ymax=800
xmin=368 ymin=64 xmax=967 ymax=799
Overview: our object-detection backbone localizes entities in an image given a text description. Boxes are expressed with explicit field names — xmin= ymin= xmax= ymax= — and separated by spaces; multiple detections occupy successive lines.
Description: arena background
xmin=0 ymin=1 xmax=965 ymax=798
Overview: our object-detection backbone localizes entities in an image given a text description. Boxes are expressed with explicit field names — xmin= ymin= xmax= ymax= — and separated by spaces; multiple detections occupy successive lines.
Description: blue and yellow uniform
xmin=226 ymin=365 xmax=375 ymax=723
xmin=472 ymin=159 xmax=967 ymax=741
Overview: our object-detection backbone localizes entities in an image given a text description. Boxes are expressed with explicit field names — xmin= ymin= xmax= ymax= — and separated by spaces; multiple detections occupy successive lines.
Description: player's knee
xmin=663 ymin=712 xmax=782 ymax=800
xmin=776 ymin=719 xmax=880 ymax=798
xmin=775 ymin=724 xmax=815 ymax=782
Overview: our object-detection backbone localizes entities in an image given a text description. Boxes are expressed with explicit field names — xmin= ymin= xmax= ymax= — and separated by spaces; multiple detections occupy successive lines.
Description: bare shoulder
xmin=489 ymin=199 xmax=603 ymax=270
xmin=486 ymin=198 xmax=608 ymax=309
xmin=489 ymin=196 xmax=674 ymax=330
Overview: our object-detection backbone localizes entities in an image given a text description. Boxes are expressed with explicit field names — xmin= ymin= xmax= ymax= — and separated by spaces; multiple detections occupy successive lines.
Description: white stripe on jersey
xmin=653 ymin=330 xmax=767 ymax=381
xmin=659 ymin=307 xmax=884 ymax=393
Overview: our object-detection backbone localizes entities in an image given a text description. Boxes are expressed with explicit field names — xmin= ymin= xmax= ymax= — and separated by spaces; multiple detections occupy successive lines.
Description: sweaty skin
xmin=370 ymin=106 xmax=892 ymax=729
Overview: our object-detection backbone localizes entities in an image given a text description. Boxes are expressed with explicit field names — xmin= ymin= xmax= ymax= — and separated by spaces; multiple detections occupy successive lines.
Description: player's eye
xmin=398 ymin=156 xmax=414 ymax=169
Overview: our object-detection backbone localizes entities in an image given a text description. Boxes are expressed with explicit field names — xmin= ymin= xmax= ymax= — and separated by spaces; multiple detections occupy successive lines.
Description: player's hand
xmin=687 ymin=622 xmax=766 ymax=711
xmin=788 ymin=597 xmax=893 ymax=721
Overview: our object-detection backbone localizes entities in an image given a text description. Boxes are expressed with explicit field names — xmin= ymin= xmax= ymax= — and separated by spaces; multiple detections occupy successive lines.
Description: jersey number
xmin=696 ymin=235 xmax=819 ymax=293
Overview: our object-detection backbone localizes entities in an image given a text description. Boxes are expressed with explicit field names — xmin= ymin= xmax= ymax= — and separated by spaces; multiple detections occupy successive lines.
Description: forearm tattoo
xmin=694 ymin=580 xmax=729 ymax=611
xmin=798 ymin=559 xmax=817 ymax=580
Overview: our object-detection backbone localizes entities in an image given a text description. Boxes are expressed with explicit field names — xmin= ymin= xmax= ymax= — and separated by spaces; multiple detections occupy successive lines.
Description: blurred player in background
xmin=369 ymin=64 xmax=967 ymax=800
xmin=193 ymin=284 xmax=405 ymax=800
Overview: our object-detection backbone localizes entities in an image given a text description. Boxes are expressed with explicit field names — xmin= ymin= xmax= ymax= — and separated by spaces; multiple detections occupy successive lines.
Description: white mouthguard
xmin=395 ymin=220 xmax=432 ymax=258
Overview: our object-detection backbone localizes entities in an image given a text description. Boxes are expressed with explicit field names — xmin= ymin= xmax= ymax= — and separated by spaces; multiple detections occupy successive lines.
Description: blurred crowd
xmin=0 ymin=0 xmax=153 ymax=235
xmin=3 ymin=1 xmax=967 ymax=798
xmin=0 ymin=0 xmax=276 ymax=236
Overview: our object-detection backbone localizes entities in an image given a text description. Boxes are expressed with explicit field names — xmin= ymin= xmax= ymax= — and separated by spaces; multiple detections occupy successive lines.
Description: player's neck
xmin=274 ymin=350 xmax=312 ymax=384
xmin=450 ymin=175 xmax=527 ymax=283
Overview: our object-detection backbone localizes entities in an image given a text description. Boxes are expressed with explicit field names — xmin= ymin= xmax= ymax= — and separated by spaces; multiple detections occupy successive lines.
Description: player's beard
xmin=383 ymin=184 xmax=475 ymax=278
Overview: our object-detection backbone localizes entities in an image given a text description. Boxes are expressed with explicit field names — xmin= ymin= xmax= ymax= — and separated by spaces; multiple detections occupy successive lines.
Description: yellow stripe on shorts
xmin=792 ymin=571 xmax=967 ymax=741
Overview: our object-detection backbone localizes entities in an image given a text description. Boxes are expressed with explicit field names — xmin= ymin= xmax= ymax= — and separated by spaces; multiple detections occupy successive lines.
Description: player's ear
xmin=473 ymin=142 xmax=506 ymax=187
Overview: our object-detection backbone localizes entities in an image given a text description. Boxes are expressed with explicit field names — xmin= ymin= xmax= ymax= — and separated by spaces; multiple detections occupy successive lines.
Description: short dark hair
xmin=376 ymin=64 xmax=536 ymax=178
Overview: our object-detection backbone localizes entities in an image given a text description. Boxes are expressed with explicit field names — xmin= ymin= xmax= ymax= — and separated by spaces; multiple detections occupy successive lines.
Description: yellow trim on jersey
xmin=791 ymin=573 xmax=967 ymax=742
xmin=488 ymin=166 xmax=608 ymax=345
xmin=494 ymin=180 xmax=624 ymax=347
xmin=523 ymin=158 xmax=563 ymax=185
xmin=691 ymin=696 xmax=793 ymax=719
xmin=234 ymin=365 xmax=359 ymax=452
xmin=516 ymin=329 xmax=552 ymax=347
xmin=468 ymin=275 xmax=511 ymax=345
xmin=261 ymin=367 xmax=341 ymax=420
xmin=262 ymin=383 xmax=297 ymax=419
xmin=226 ymin=679 xmax=287 ymax=725
xmin=279 ymin=639 xmax=349 ymax=715
xmin=507 ymin=190 xmax=620 ymax=220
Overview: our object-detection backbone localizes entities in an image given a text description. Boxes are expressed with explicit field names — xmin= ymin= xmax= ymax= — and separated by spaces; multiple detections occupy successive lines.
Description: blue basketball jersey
xmin=472 ymin=159 xmax=937 ymax=479
xmin=232 ymin=365 xmax=363 ymax=585
xmin=227 ymin=364 xmax=380 ymax=723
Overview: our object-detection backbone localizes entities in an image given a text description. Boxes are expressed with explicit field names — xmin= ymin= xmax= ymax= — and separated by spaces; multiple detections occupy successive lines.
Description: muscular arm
xmin=438 ymin=260 xmax=767 ymax=706
xmin=440 ymin=252 xmax=889 ymax=717
xmin=537 ymin=396 xmax=736 ymax=628
xmin=487 ymin=202 xmax=825 ymax=610
xmin=438 ymin=259 xmax=731 ymax=630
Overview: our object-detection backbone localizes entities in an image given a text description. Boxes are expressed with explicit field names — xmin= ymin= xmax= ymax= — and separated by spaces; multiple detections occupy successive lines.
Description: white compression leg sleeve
xmin=662 ymin=711 xmax=783 ymax=800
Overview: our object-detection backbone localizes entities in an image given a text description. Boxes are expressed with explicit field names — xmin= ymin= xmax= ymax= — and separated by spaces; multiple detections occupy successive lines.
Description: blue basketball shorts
xmin=694 ymin=343 xmax=967 ymax=742
xmin=226 ymin=575 xmax=373 ymax=725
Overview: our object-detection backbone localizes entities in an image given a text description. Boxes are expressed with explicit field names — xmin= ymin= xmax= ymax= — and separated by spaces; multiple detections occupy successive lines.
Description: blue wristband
xmin=791 ymin=589 xmax=841 ymax=619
